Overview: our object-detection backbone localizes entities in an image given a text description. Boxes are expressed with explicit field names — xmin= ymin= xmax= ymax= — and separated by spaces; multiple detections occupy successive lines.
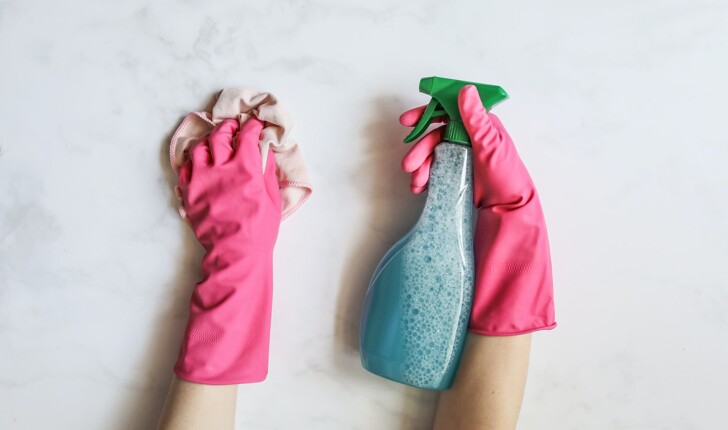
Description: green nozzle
xmin=404 ymin=76 xmax=508 ymax=146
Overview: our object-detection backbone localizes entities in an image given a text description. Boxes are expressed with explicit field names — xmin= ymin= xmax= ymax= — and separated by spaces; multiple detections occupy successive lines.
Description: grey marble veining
xmin=1 ymin=0 xmax=727 ymax=429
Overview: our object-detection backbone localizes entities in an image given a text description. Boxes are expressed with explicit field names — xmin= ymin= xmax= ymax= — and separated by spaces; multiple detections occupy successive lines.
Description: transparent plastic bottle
xmin=360 ymin=141 xmax=474 ymax=390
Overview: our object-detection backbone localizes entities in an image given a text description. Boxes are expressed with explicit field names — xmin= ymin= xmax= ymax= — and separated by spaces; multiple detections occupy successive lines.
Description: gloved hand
xmin=400 ymin=85 xmax=555 ymax=335
xmin=174 ymin=118 xmax=282 ymax=384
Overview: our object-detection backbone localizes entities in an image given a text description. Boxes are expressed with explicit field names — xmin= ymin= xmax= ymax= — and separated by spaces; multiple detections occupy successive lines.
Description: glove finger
xmin=400 ymin=105 xmax=427 ymax=126
xmin=234 ymin=118 xmax=265 ymax=178
xmin=402 ymin=126 xmax=443 ymax=173
xmin=263 ymin=149 xmax=281 ymax=213
xmin=399 ymin=105 xmax=447 ymax=127
xmin=486 ymin=113 xmax=513 ymax=144
xmin=190 ymin=140 xmax=211 ymax=171
xmin=178 ymin=158 xmax=192 ymax=188
xmin=411 ymin=185 xmax=427 ymax=194
xmin=209 ymin=119 xmax=238 ymax=165
xmin=410 ymin=154 xmax=433 ymax=194
xmin=458 ymin=85 xmax=500 ymax=149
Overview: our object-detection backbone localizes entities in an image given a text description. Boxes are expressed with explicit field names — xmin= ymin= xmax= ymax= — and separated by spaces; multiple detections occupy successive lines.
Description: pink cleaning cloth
xmin=170 ymin=88 xmax=312 ymax=220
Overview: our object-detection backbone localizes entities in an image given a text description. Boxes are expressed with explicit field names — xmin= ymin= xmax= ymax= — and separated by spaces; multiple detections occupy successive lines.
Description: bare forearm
xmin=157 ymin=377 xmax=237 ymax=430
xmin=433 ymin=333 xmax=531 ymax=430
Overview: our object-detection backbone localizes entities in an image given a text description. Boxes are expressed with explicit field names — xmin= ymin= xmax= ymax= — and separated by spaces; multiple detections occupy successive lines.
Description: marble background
xmin=1 ymin=0 xmax=726 ymax=429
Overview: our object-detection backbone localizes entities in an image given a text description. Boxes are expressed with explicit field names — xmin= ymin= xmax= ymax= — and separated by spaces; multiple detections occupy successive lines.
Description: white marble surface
xmin=1 ymin=0 xmax=727 ymax=429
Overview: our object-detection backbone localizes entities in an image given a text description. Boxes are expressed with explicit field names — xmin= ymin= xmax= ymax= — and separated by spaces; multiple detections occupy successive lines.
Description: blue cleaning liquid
xmin=360 ymin=142 xmax=475 ymax=390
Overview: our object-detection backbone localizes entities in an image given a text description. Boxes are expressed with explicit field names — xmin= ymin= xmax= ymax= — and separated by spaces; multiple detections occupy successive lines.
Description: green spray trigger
xmin=403 ymin=76 xmax=508 ymax=146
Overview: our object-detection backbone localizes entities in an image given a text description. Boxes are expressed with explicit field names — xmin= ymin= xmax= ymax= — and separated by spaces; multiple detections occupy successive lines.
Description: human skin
xmin=433 ymin=333 xmax=532 ymax=430
xmin=156 ymin=335 xmax=531 ymax=430
xmin=157 ymin=378 xmax=237 ymax=430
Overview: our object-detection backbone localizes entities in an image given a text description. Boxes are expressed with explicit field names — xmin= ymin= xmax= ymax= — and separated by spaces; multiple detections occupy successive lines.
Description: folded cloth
xmin=170 ymin=88 xmax=312 ymax=220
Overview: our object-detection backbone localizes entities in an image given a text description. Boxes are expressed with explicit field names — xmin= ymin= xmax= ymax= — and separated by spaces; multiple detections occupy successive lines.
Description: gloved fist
xmin=175 ymin=118 xmax=282 ymax=384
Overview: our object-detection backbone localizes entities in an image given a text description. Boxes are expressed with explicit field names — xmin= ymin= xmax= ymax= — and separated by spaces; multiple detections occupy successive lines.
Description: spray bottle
xmin=359 ymin=76 xmax=508 ymax=390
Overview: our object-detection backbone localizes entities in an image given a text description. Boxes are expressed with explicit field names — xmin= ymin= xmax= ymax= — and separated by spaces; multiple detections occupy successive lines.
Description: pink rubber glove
xmin=174 ymin=118 xmax=282 ymax=384
xmin=401 ymin=85 xmax=556 ymax=335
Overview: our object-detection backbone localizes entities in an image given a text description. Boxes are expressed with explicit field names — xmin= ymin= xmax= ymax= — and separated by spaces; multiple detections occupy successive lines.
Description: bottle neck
xmin=444 ymin=121 xmax=471 ymax=146
xmin=425 ymin=142 xmax=473 ymax=208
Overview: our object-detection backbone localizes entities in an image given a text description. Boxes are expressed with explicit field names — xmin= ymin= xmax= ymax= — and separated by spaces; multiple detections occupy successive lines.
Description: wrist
xmin=201 ymin=239 xmax=274 ymax=281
